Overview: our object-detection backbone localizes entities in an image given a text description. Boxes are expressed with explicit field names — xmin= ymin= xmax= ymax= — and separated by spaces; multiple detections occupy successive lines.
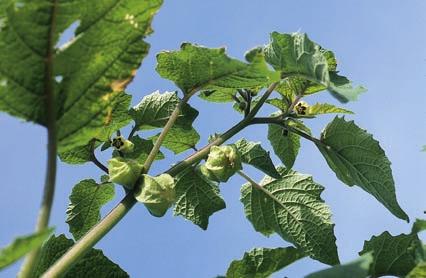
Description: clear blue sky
xmin=1 ymin=0 xmax=426 ymax=277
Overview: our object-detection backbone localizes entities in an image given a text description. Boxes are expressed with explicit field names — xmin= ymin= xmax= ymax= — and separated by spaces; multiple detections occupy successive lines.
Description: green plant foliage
xmin=264 ymin=32 xmax=366 ymax=103
xmin=200 ymin=145 xmax=242 ymax=182
xmin=108 ymin=157 xmax=143 ymax=189
xmin=58 ymin=140 xmax=100 ymax=165
xmin=150 ymin=126 xmax=200 ymax=154
xmin=0 ymin=228 xmax=53 ymax=270
xmin=241 ymin=169 xmax=339 ymax=265
xmin=305 ymin=253 xmax=373 ymax=278
xmin=317 ymin=116 xmax=409 ymax=221
xmin=307 ymin=103 xmax=353 ymax=115
xmin=407 ymin=262 xmax=426 ymax=278
xmin=412 ymin=219 xmax=426 ymax=234
xmin=129 ymin=91 xmax=198 ymax=130
xmin=33 ymin=235 xmax=128 ymax=277
xmin=156 ymin=43 xmax=280 ymax=96
xmin=268 ymin=121 xmax=300 ymax=168
xmin=174 ymin=167 xmax=226 ymax=230
xmin=226 ymin=247 xmax=305 ymax=278
xmin=66 ymin=179 xmax=115 ymax=240
xmin=359 ymin=231 xmax=424 ymax=277
xmin=234 ymin=139 xmax=281 ymax=179
xmin=134 ymin=174 xmax=176 ymax=217
xmin=112 ymin=135 xmax=164 ymax=164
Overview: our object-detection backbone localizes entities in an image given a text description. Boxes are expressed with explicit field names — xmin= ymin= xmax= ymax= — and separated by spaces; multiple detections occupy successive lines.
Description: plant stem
xmin=41 ymin=82 xmax=278 ymax=277
xmin=143 ymin=93 xmax=192 ymax=172
xmin=19 ymin=1 xmax=58 ymax=277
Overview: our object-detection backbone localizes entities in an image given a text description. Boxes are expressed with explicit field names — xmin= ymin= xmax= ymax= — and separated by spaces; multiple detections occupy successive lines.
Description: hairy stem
xmin=41 ymin=82 xmax=278 ymax=277
xmin=19 ymin=1 xmax=58 ymax=277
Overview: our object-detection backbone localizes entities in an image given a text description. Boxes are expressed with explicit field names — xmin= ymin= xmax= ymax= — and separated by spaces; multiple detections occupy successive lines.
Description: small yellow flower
xmin=294 ymin=101 xmax=309 ymax=115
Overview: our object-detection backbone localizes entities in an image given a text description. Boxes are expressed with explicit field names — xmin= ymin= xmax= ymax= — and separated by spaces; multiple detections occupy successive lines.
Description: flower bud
xmin=200 ymin=145 xmax=242 ymax=182
xmin=134 ymin=174 xmax=176 ymax=217
xmin=294 ymin=100 xmax=309 ymax=115
xmin=108 ymin=157 xmax=143 ymax=189
xmin=112 ymin=136 xmax=134 ymax=153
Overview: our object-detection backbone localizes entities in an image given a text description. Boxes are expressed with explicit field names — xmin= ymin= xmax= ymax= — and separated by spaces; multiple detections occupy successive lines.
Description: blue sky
xmin=1 ymin=0 xmax=426 ymax=277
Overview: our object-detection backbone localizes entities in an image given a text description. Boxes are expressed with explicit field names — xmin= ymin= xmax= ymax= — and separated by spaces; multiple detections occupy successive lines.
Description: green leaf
xmin=241 ymin=169 xmax=339 ymax=265
xmin=150 ymin=126 xmax=200 ymax=154
xmin=234 ymin=139 xmax=280 ymax=179
xmin=0 ymin=228 xmax=53 ymax=270
xmin=266 ymin=98 xmax=289 ymax=111
xmin=305 ymin=253 xmax=373 ymax=278
xmin=407 ymin=262 xmax=426 ymax=278
xmin=359 ymin=231 xmax=423 ymax=277
xmin=226 ymin=247 xmax=305 ymax=278
xmin=66 ymin=179 xmax=115 ymax=240
xmin=129 ymin=91 xmax=198 ymax=131
xmin=156 ymin=43 xmax=279 ymax=95
xmin=113 ymin=135 xmax=164 ymax=164
xmin=307 ymin=103 xmax=353 ymax=115
xmin=174 ymin=167 xmax=226 ymax=230
xmin=317 ymin=117 xmax=409 ymax=221
xmin=264 ymin=32 xmax=366 ymax=103
xmin=412 ymin=219 xmax=426 ymax=233
xmin=58 ymin=140 xmax=100 ymax=165
xmin=268 ymin=121 xmax=300 ymax=169
xmin=33 ymin=235 xmax=128 ymax=277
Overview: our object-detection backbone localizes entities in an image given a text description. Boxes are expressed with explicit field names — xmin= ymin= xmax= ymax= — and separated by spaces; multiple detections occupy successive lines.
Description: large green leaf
xmin=305 ymin=253 xmax=373 ymax=278
xmin=150 ymin=126 xmax=200 ymax=154
xmin=156 ymin=43 xmax=279 ymax=95
xmin=317 ymin=117 xmax=409 ymax=221
xmin=234 ymin=139 xmax=280 ymax=179
xmin=307 ymin=103 xmax=353 ymax=115
xmin=58 ymin=140 xmax=101 ymax=165
xmin=173 ymin=167 xmax=226 ymax=230
xmin=33 ymin=235 xmax=128 ymax=277
xmin=0 ymin=228 xmax=53 ymax=270
xmin=359 ymin=231 xmax=424 ymax=277
xmin=129 ymin=91 xmax=198 ymax=131
xmin=241 ymin=169 xmax=339 ymax=265
xmin=66 ymin=179 xmax=115 ymax=240
xmin=0 ymin=0 xmax=162 ymax=152
xmin=268 ymin=121 xmax=300 ymax=169
xmin=264 ymin=32 xmax=366 ymax=103
xmin=226 ymin=247 xmax=305 ymax=278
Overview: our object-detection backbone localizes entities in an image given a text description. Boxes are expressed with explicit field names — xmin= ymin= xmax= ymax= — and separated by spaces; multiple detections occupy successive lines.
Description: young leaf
xmin=317 ymin=117 xmax=409 ymax=221
xmin=268 ymin=121 xmax=300 ymax=169
xmin=241 ymin=169 xmax=339 ymax=265
xmin=66 ymin=179 xmax=115 ymax=240
xmin=174 ymin=167 xmax=226 ymax=230
xmin=234 ymin=139 xmax=280 ymax=179
xmin=129 ymin=91 xmax=198 ymax=131
xmin=307 ymin=103 xmax=353 ymax=115
xmin=150 ymin=126 xmax=200 ymax=154
xmin=305 ymin=253 xmax=373 ymax=278
xmin=112 ymin=135 xmax=164 ymax=164
xmin=33 ymin=235 xmax=128 ymax=277
xmin=266 ymin=98 xmax=289 ymax=111
xmin=58 ymin=140 xmax=100 ymax=165
xmin=264 ymin=32 xmax=366 ymax=103
xmin=0 ymin=228 xmax=53 ymax=270
xmin=156 ymin=43 xmax=279 ymax=95
xmin=226 ymin=247 xmax=305 ymax=278
xmin=359 ymin=231 xmax=423 ymax=277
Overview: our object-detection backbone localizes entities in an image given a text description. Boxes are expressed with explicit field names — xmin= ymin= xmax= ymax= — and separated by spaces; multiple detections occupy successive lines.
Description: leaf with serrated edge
xmin=305 ymin=253 xmax=373 ymax=278
xmin=129 ymin=91 xmax=198 ymax=131
xmin=268 ymin=121 xmax=300 ymax=169
xmin=307 ymin=103 xmax=353 ymax=115
xmin=156 ymin=43 xmax=279 ymax=95
xmin=151 ymin=127 xmax=200 ymax=154
xmin=359 ymin=231 xmax=423 ymax=277
xmin=0 ymin=228 xmax=53 ymax=270
xmin=235 ymin=139 xmax=280 ymax=179
xmin=317 ymin=116 xmax=408 ymax=221
xmin=241 ymin=169 xmax=339 ymax=265
xmin=264 ymin=32 xmax=366 ymax=103
xmin=226 ymin=247 xmax=305 ymax=278
xmin=174 ymin=167 xmax=226 ymax=230
xmin=33 ymin=235 xmax=128 ymax=277
xmin=66 ymin=179 xmax=115 ymax=240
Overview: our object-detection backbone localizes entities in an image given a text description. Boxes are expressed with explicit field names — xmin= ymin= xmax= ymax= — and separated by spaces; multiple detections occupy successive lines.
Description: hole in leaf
xmin=56 ymin=20 xmax=80 ymax=49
